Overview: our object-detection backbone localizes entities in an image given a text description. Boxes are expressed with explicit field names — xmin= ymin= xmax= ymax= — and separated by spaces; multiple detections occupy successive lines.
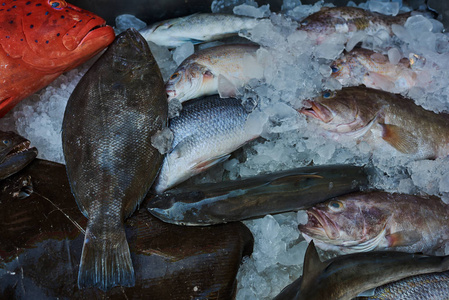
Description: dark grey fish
xmin=355 ymin=271 xmax=449 ymax=300
xmin=153 ymin=95 xmax=260 ymax=193
xmin=0 ymin=130 xmax=37 ymax=180
xmin=273 ymin=241 xmax=449 ymax=300
xmin=148 ymin=165 xmax=368 ymax=225
xmin=62 ymin=28 xmax=167 ymax=291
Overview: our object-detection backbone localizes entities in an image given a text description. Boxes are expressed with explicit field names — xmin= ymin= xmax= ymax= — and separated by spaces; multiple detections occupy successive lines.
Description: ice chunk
xmin=369 ymin=0 xmax=400 ymax=16
xmin=234 ymin=3 xmax=271 ymax=18
xmin=114 ymin=14 xmax=147 ymax=34
xmin=151 ymin=127 xmax=174 ymax=155
xmin=147 ymin=42 xmax=177 ymax=81
xmin=211 ymin=0 xmax=247 ymax=13
xmin=346 ymin=31 xmax=367 ymax=52
xmin=296 ymin=210 xmax=308 ymax=225
xmin=172 ymin=42 xmax=195 ymax=66
xmin=168 ymin=98 xmax=183 ymax=119
xmin=404 ymin=15 xmax=433 ymax=33
xmin=387 ymin=47 xmax=401 ymax=64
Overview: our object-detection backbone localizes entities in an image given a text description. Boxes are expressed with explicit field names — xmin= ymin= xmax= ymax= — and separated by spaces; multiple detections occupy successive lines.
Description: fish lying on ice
xmin=299 ymin=87 xmax=449 ymax=159
xmin=62 ymin=28 xmax=167 ymax=291
xmin=140 ymin=13 xmax=261 ymax=48
xmin=153 ymin=95 xmax=259 ymax=193
xmin=273 ymin=241 xmax=449 ymax=300
xmin=331 ymin=48 xmax=418 ymax=93
xmin=298 ymin=191 xmax=449 ymax=255
xmin=149 ymin=165 xmax=368 ymax=225
xmin=166 ymin=44 xmax=263 ymax=102
xmin=0 ymin=130 xmax=37 ymax=180
xmin=299 ymin=7 xmax=410 ymax=43
xmin=0 ymin=0 xmax=115 ymax=117
xmin=355 ymin=271 xmax=449 ymax=300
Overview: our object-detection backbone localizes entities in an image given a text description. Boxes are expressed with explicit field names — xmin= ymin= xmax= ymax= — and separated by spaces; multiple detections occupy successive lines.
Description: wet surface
xmin=0 ymin=159 xmax=254 ymax=299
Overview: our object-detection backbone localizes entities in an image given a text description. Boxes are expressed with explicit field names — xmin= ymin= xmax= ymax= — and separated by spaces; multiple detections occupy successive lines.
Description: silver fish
xmin=62 ymin=28 xmax=167 ymax=291
xmin=355 ymin=271 xmax=449 ymax=300
xmin=140 ymin=13 xmax=260 ymax=48
xmin=166 ymin=43 xmax=263 ymax=102
xmin=273 ymin=241 xmax=449 ymax=300
xmin=153 ymin=95 xmax=259 ymax=193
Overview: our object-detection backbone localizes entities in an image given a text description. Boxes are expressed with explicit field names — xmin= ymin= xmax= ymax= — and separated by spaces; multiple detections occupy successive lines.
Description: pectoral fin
xmin=385 ymin=230 xmax=422 ymax=247
xmin=380 ymin=123 xmax=418 ymax=154
xmin=194 ymin=154 xmax=231 ymax=172
xmin=301 ymin=241 xmax=326 ymax=290
xmin=218 ymin=74 xmax=238 ymax=98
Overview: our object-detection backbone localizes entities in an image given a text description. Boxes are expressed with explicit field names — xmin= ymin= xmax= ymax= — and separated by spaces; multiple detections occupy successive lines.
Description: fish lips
xmin=63 ymin=17 xmax=113 ymax=51
xmin=0 ymin=141 xmax=38 ymax=180
xmin=298 ymin=208 xmax=340 ymax=241
xmin=299 ymin=100 xmax=333 ymax=123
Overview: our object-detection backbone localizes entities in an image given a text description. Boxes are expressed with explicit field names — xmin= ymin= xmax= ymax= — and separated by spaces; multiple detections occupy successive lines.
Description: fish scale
xmin=62 ymin=28 xmax=167 ymax=291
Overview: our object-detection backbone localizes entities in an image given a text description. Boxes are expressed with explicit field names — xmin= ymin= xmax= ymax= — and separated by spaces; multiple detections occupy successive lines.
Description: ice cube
xmin=114 ymin=14 xmax=147 ymax=34
xmin=369 ymin=0 xmax=400 ymax=16
xmin=172 ymin=42 xmax=195 ymax=66
xmin=234 ymin=3 xmax=271 ymax=18
xmin=388 ymin=47 xmax=401 ymax=64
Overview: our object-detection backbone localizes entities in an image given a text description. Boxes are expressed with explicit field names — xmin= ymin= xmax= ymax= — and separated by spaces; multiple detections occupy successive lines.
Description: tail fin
xmin=77 ymin=226 xmax=135 ymax=291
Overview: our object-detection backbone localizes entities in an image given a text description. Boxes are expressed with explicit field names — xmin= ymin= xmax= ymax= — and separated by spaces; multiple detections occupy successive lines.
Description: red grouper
xmin=0 ymin=0 xmax=115 ymax=117
xmin=62 ymin=28 xmax=168 ymax=291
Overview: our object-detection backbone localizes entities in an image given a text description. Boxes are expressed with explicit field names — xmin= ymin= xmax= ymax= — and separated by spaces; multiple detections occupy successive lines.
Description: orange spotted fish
xmin=0 ymin=0 xmax=115 ymax=117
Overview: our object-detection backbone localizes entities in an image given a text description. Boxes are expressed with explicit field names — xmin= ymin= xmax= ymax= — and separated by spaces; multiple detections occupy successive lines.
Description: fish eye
xmin=49 ymin=0 xmax=67 ymax=9
xmin=331 ymin=65 xmax=341 ymax=73
xmin=322 ymin=91 xmax=336 ymax=99
xmin=169 ymin=72 xmax=179 ymax=80
xmin=2 ymin=140 xmax=10 ymax=145
xmin=328 ymin=200 xmax=344 ymax=211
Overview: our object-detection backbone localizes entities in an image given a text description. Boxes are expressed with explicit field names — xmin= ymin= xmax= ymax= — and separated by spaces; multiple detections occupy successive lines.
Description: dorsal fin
xmin=301 ymin=240 xmax=325 ymax=289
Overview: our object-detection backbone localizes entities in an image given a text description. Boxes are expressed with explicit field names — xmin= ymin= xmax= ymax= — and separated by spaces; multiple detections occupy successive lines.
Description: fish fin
xmin=380 ymin=123 xmax=418 ymax=154
xmin=385 ymin=230 xmax=422 ymax=247
xmin=194 ymin=154 xmax=231 ymax=172
xmin=357 ymin=288 xmax=377 ymax=297
xmin=78 ymin=225 xmax=135 ymax=291
xmin=365 ymin=73 xmax=395 ymax=91
xmin=301 ymin=241 xmax=325 ymax=289
xmin=218 ymin=74 xmax=238 ymax=98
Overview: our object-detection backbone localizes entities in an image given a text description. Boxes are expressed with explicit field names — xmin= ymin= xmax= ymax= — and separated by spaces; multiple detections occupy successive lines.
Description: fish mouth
xmin=63 ymin=17 xmax=114 ymax=51
xmin=3 ymin=141 xmax=37 ymax=162
xmin=299 ymin=100 xmax=333 ymax=123
xmin=298 ymin=208 xmax=340 ymax=241
xmin=166 ymin=89 xmax=176 ymax=101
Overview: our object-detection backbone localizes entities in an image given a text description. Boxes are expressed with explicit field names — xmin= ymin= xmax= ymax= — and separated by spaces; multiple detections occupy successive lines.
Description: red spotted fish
xmin=0 ymin=0 xmax=115 ymax=117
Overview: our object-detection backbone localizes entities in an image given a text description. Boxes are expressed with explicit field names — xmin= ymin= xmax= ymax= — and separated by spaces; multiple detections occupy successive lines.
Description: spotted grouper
xmin=0 ymin=0 xmax=115 ymax=117
xmin=62 ymin=28 xmax=167 ymax=291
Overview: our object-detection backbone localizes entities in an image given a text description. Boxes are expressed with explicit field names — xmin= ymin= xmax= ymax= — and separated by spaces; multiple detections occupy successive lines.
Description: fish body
xmin=62 ymin=28 xmax=167 ymax=291
xmin=0 ymin=130 xmax=37 ymax=180
xmin=300 ymin=7 xmax=410 ymax=43
xmin=331 ymin=48 xmax=417 ymax=93
xmin=299 ymin=87 xmax=449 ymax=159
xmin=0 ymin=0 xmax=115 ymax=117
xmin=274 ymin=241 xmax=449 ymax=300
xmin=140 ymin=13 xmax=260 ymax=48
xmin=149 ymin=165 xmax=368 ymax=225
xmin=154 ymin=96 xmax=258 ymax=193
xmin=356 ymin=271 xmax=449 ymax=300
xmin=166 ymin=43 xmax=262 ymax=102
xmin=298 ymin=191 xmax=449 ymax=254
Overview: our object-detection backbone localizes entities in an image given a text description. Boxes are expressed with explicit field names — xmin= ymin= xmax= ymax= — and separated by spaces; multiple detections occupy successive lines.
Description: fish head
xmin=299 ymin=89 xmax=382 ymax=136
xmin=166 ymin=62 xmax=214 ymax=102
xmin=0 ymin=0 xmax=115 ymax=73
xmin=0 ymin=131 xmax=37 ymax=180
xmin=299 ymin=7 xmax=350 ymax=42
xmin=110 ymin=28 xmax=155 ymax=72
xmin=298 ymin=194 xmax=391 ymax=250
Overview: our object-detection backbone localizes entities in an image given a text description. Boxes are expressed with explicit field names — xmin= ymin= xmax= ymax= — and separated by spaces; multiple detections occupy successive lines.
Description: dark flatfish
xmin=62 ymin=28 xmax=168 ymax=291
xmin=0 ymin=159 xmax=253 ymax=299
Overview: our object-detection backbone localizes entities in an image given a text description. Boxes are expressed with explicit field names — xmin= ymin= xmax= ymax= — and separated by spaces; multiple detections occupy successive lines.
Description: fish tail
xmin=77 ymin=225 xmax=135 ymax=291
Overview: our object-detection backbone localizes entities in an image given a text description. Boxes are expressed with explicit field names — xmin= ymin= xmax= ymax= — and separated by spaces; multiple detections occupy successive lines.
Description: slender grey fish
xmin=153 ymin=95 xmax=260 ymax=193
xmin=273 ymin=241 xmax=449 ymax=300
xmin=149 ymin=165 xmax=368 ymax=225
xmin=298 ymin=191 xmax=449 ymax=255
xmin=140 ymin=13 xmax=261 ymax=48
xmin=0 ymin=130 xmax=37 ymax=180
xmin=62 ymin=28 xmax=167 ymax=291
xmin=355 ymin=271 xmax=449 ymax=300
